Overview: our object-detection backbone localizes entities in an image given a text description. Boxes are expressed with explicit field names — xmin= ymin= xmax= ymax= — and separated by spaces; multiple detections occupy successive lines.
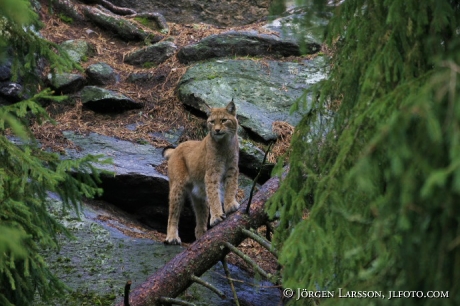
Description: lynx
xmin=162 ymin=101 xmax=240 ymax=245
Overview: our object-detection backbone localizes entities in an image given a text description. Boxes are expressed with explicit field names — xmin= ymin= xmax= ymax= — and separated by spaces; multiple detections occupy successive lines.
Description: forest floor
xmin=36 ymin=3 xmax=285 ymax=277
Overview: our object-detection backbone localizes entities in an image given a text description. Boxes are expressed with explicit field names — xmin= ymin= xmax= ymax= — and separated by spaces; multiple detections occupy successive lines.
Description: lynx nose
xmin=215 ymin=128 xmax=221 ymax=133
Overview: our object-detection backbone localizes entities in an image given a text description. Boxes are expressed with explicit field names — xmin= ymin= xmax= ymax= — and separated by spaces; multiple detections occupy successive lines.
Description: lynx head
xmin=206 ymin=101 xmax=238 ymax=142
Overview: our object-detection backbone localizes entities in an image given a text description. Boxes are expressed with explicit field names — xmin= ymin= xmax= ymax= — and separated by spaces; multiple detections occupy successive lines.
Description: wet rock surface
xmin=80 ymin=86 xmax=143 ymax=112
xmin=62 ymin=130 xmax=167 ymax=189
xmin=36 ymin=198 xmax=281 ymax=306
xmin=37 ymin=199 xmax=180 ymax=306
xmin=178 ymin=57 xmax=328 ymax=141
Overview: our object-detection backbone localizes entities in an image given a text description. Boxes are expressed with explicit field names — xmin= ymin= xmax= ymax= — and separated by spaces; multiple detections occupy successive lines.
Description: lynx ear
xmin=226 ymin=100 xmax=236 ymax=115
xmin=203 ymin=102 xmax=212 ymax=117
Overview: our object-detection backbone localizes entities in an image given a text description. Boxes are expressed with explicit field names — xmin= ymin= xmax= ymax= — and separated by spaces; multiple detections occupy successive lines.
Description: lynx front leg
xmin=190 ymin=191 xmax=209 ymax=240
xmin=223 ymin=166 xmax=240 ymax=214
xmin=205 ymin=172 xmax=226 ymax=227
xmin=164 ymin=182 xmax=186 ymax=245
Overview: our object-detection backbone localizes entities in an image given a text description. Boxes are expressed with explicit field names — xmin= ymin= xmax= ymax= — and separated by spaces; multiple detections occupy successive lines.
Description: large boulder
xmin=0 ymin=58 xmax=12 ymax=81
xmin=238 ymin=136 xmax=273 ymax=182
xmin=124 ymin=41 xmax=177 ymax=67
xmin=63 ymin=131 xmax=188 ymax=238
xmin=85 ymin=62 xmax=118 ymax=86
xmin=264 ymin=5 xmax=332 ymax=48
xmin=62 ymin=131 xmax=169 ymax=215
xmin=48 ymin=73 xmax=86 ymax=94
xmin=0 ymin=82 xmax=25 ymax=104
xmin=177 ymin=31 xmax=302 ymax=64
xmin=60 ymin=39 xmax=95 ymax=63
xmin=178 ymin=56 xmax=328 ymax=141
xmin=62 ymin=131 xmax=264 ymax=241
xmin=80 ymin=86 xmax=143 ymax=113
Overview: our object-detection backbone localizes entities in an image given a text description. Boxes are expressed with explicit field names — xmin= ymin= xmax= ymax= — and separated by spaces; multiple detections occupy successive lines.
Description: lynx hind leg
xmin=164 ymin=182 xmax=186 ymax=245
xmin=190 ymin=191 xmax=209 ymax=240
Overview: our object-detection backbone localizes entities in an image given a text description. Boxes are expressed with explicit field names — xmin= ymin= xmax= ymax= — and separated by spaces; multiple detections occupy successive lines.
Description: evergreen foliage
xmin=268 ymin=0 xmax=460 ymax=304
xmin=0 ymin=1 xmax=110 ymax=305
xmin=0 ymin=0 xmax=79 ymax=84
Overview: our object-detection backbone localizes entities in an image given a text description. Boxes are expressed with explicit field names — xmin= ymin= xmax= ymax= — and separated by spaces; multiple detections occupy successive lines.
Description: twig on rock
xmin=190 ymin=274 xmax=226 ymax=299
xmin=157 ymin=297 xmax=196 ymax=306
xmin=124 ymin=280 xmax=132 ymax=306
xmin=222 ymin=258 xmax=240 ymax=306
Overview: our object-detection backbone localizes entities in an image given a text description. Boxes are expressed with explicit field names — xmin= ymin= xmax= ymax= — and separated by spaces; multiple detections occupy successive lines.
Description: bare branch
xmin=222 ymin=242 xmax=274 ymax=282
xmin=222 ymin=258 xmax=240 ymax=306
xmin=190 ymin=274 xmax=226 ymax=299
xmin=241 ymin=228 xmax=278 ymax=257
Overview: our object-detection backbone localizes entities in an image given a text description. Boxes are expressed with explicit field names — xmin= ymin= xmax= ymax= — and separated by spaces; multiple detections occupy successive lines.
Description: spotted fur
xmin=163 ymin=101 xmax=240 ymax=245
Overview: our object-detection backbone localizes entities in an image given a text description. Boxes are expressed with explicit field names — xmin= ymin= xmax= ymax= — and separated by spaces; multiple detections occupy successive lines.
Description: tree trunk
xmin=117 ymin=176 xmax=280 ymax=306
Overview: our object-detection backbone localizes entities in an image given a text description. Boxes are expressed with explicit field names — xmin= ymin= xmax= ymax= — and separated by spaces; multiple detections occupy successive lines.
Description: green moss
xmin=136 ymin=138 xmax=149 ymax=145
xmin=58 ymin=14 xmax=73 ymax=24
xmin=134 ymin=16 xmax=151 ymax=27
xmin=142 ymin=61 xmax=156 ymax=68
xmin=206 ymin=73 xmax=220 ymax=80
xmin=61 ymin=291 xmax=116 ymax=306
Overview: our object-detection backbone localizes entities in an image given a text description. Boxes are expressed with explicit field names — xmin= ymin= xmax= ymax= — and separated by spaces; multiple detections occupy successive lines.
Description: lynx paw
xmin=210 ymin=213 xmax=226 ymax=227
xmin=195 ymin=227 xmax=207 ymax=240
xmin=164 ymin=236 xmax=181 ymax=245
xmin=225 ymin=200 xmax=240 ymax=214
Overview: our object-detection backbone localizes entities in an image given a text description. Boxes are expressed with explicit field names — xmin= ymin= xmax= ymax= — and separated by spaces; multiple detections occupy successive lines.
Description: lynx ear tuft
xmin=226 ymin=99 xmax=236 ymax=115
xmin=203 ymin=102 xmax=212 ymax=117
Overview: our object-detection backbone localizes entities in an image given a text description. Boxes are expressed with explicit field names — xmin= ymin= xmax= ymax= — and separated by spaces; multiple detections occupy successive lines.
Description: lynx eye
xmin=221 ymin=119 xmax=228 ymax=123
xmin=209 ymin=120 xmax=215 ymax=124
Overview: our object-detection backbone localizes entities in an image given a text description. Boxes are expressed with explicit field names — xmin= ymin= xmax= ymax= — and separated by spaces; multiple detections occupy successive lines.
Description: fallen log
xmin=117 ymin=175 xmax=280 ymax=306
